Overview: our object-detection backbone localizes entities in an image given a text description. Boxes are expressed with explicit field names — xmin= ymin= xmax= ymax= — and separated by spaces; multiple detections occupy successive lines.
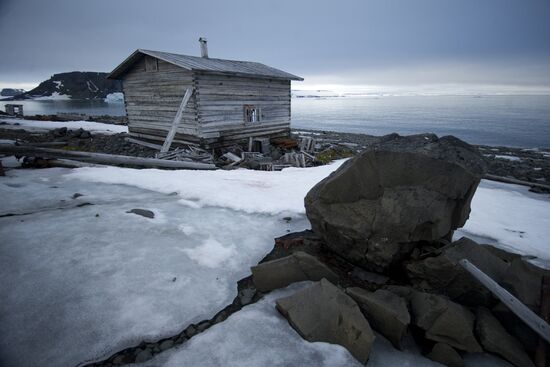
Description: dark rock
xmin=126 ymin=208 xmax=155 ymax=219
xmin=347 ymin=288 xmax=410 ymax=348
xmin=184 ymin=324 xmax=197 ymax=338
xmin=238 ymin=287 xmax=256 ymax=306
xmin=251 ymin=251 xmax=339 ymax=292
xmin=406 ymin=237 xmax=509 ymax=306
xmin=72 ymin=193 xmax=83 ymax=199
xmin=276 ymin=279 xmax=375 ymax=363
xmin=134 ymin=349 xmax=152 ymax=363
xmin=475 ymin=307 xmax=535 ymax=367
xmin=426 ymin=343 xmax=464 ymax=367
xmin=411 ymin=291 xmax=482 ymax=352
xmin=491 ymin=302 xmax=539 ymax=354
xmin=350 ymin=267 xmax=389 ymax=286
xmin=159 ymin=339 xmax=174 ymax=351
xmin=305 ymin=134 xmax=486 ymax=272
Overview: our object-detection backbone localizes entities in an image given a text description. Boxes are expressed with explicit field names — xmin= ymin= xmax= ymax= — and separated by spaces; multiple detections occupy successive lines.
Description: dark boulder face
xmin=305 ymin=134 xmax=486 ymax=271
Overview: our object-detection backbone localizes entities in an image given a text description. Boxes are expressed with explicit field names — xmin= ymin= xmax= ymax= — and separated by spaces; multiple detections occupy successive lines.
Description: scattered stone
xmin=384 ymin=285 xmax=415 ymax=301
xmin=133 ymin=349 xmax=152 ymax=363
xmin=426 ymin=343 xmax=464 ymax=367
xmin=251 ymin=251 xmax=339 ymax=292
xmin=347 ymin=288 xmax=410 ymax=349
xmin=76 ymin=202 xmax=93 ymax=207
xmin=305 ymin=134 xmax=486 ymax=272
xmin=196 ymin=321 xmax=209 ymax=333
xmin=475 ymin=307 xmax=535 ymax=367
xmin=111 ymin=354 xmax=125 ymax=365
xmin=159 ymin=339 xmax=174 ymax=351
xmin=95 ymin=213 xmax=99 ymax=217
xmin=411 ymin=291 xmax=481 ymax=352
xmin=406 ymin=237 xmax=509 ymax=305
xmin=126 ymin=208 xmax=155 ymax=219
xmin=184 ymin=324 xmax=197 ymax=338
xmin=276 ymin=279 xmax=375 ymax=364
xmin=72 ymin=193 xmax=83 ymax=199
xmin=350 ymin=267 xmax=389 ymax=286
xmin=238 ymin=287 xmax=256 ymax=306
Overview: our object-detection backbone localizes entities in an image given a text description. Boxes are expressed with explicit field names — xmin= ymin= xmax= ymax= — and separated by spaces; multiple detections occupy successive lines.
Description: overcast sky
xmin=1 ymin=0 xmax=549 ymax=92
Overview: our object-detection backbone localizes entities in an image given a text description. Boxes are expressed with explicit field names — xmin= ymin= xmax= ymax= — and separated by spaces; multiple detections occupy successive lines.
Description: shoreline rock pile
xmin=251 ymin=133 xmax=545 ymax=366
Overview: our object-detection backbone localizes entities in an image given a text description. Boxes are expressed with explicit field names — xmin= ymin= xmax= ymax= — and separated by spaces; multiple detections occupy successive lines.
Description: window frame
xmin=243 ymin=104 xmax=261 ymax=123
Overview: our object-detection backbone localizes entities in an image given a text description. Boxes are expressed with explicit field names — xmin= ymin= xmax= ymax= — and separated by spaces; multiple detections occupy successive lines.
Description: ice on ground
xmin=0 ymin=155 xmax=21 ymax=168
xmin=105 ymin=92 xmax=124 ymax=102
xmin=134 ymin=282 xmax=363 ymax=367
xmin=0 ymin=168 xmax=309 ymax=367
xmin=134 ymin=282 xmax=508 ymax=367
xmin=0 ymin=117 xmax=128 ymax=134
xmin=68 ymin=161 xmax=346 ymax=215
xmin=69 ymin=164 xmax=550 ymax=264
xmin=456 ymin=180 xmax=550 ymax=263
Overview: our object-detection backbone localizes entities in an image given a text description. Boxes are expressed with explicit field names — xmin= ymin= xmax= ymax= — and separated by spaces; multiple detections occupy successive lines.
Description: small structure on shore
xmin=5 ymin=104 xmax=24 ymax=117
xmin=108 ymin=38 xmax=303 ymax=149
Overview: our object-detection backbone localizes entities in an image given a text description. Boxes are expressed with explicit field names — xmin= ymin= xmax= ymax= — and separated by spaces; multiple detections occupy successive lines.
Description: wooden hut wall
xmin=122 ymin=58 xmax=200 ymax=144
xmin=194 ymin=73 xmax=291 ymax=146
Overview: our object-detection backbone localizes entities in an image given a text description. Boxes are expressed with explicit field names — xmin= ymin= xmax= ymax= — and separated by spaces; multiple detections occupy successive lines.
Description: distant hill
xmin=12 ymin=72 xmax=122 ymax=100
xmin=1 ymin=88 xmax=26 ymax=97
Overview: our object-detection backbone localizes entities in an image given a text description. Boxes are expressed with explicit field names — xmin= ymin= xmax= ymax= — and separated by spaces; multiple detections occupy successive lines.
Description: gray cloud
xmin=1 ymin=0 xmax=549 ymax=89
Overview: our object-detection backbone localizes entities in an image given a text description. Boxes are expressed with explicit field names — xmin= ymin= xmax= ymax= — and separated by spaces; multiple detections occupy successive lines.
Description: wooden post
xmin=160 ymin=88 xmax=193 ymax=154
xmin=459 ymin=259 xmax=550 ymax=343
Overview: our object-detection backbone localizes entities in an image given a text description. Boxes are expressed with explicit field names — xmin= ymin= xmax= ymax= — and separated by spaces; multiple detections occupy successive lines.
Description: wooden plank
xmin=0 ymin=144 xmax=216 ymax=170
xmin=459 ymin=259 xmax=550 ymax=343
xmin=160 ymin=88 xmax=193 ymax=153
xmin=125 ymin=137 xmax=163 ymax=150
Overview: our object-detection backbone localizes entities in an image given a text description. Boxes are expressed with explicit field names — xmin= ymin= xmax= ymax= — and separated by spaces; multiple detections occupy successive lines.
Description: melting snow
xmin=0 ymin=117 xmax=128 ymax=134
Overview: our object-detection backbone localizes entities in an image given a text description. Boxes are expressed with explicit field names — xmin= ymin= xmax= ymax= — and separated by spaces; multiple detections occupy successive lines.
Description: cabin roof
xmin=108 ymin=49 xmax=304 ymax=81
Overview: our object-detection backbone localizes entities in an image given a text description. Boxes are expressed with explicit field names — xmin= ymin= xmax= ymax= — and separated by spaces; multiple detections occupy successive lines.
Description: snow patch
xmin=33 ymin=91 xmax=71 ymax=100
xmin=494 ymin=154 xmax=521 ymax=161
xmin=105 ymin=92 xmax=124 ymax=102
xmin=182 ymin=237 xmax=237 ymax=268
xmin=0 ymin=118 xmax=127 ymax=134
xmin=53 ymin=80 xmax=63 ymax=89
xmin=68 ymin=161 xmax=345 ymax=215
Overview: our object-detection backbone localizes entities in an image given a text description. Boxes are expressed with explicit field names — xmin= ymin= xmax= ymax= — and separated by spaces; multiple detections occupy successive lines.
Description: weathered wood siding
xmin=122 ymin=57 xmax=200 ymax=145
xmin=194 ymin=72 xmax=291 ymax=147
xmin=121 ymin=57 xmax=292 ymax=148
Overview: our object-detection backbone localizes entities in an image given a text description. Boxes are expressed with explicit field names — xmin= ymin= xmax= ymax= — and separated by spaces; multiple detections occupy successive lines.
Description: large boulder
xmin=411 ymin=291 xmax=482 ymax=353
xmin=305 ymin=134 xmax=486 ymax=271
xmin=475 ymin=307 xmax=535 ymax=367
xmin=276 ymin=279 xmax=375 ymax=363
xmin=251 ymin=251 xmax=339 ymax=292
xmin=346 ymin=288 xmax=410 ymax=349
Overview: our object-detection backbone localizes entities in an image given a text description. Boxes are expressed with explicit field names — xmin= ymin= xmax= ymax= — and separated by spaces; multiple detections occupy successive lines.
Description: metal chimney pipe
xmin=199 ymin=37 xmax=208 ymax=58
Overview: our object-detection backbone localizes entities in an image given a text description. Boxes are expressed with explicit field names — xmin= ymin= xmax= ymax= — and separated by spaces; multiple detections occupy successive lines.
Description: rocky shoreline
xmin=1 ymin=125 xmax=548 ymax=190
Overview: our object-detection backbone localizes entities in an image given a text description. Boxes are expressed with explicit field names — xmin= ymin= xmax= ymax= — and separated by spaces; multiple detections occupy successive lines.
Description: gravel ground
xmin=1 ymin=126 xmax=548 ymax=185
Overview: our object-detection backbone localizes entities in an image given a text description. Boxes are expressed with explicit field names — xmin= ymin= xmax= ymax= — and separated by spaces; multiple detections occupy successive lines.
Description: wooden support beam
xmin=0 ymin=144 xmax=216 ymax=170
xmin=459 ymin=259 xmax=550 ymax=343
xmin=160 ymin=88 xmax=193 ymax=153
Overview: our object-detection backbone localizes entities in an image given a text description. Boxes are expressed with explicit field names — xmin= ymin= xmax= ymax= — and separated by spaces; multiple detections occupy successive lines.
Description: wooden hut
xmin=108 ymin=39 xmax=303 ymax=149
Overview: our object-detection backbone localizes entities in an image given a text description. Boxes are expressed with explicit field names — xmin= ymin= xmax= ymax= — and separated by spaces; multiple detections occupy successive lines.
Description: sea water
xmin=2 ymin=94 xmax=549 ymax=148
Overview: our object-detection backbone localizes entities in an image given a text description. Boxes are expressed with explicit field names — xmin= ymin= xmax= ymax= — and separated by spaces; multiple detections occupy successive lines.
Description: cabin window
xmin=145 ymin=56 xmax=158 ymax=72
xmin=244 ymin=105 xmax=261 ymax=123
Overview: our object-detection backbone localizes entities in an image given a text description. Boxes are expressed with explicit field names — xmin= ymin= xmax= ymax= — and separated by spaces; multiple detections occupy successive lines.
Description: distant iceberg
xmin=104 ymin=92 xmax=124 ymax=102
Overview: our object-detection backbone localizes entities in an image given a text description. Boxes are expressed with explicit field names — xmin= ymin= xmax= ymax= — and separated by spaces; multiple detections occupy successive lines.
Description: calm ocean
xmin=2 ymin=95 xmax=549 ymax=148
